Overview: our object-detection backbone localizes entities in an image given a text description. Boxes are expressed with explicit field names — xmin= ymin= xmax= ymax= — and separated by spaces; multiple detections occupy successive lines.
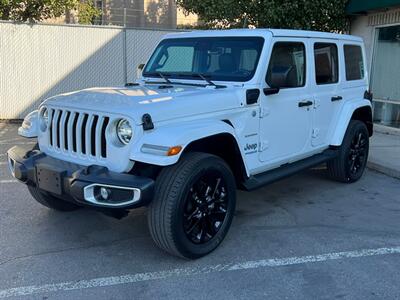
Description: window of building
xmin=266 ymin=42 xmax=306 ymax=88
xmin=344 ymin=45 xmax=364 ymax=80
xmin=314 ymin=43 xmax=338 ymax=84
xmin=371 ymin=25 xmax=400 ymax=128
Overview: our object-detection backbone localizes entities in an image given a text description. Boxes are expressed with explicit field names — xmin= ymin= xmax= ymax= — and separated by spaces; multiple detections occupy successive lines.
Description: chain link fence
xmin=0 ymin=21 xmax=185 ymax=119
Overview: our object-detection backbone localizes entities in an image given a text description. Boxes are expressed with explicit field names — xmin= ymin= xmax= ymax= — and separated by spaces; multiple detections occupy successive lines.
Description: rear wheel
xmin=327 ymin=120 xmax=369 ymax=183
xmin=28 ymin=186 xmax=81 ymax=212
xmin=148 ymin=152 xmax=236 ymax=259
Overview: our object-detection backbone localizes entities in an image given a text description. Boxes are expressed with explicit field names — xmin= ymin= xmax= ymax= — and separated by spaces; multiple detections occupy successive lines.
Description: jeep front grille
xmin=48 ymin=109 xmax=109 ymax=158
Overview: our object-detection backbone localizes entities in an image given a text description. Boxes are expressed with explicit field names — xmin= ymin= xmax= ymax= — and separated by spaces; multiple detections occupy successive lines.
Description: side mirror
xmin=137 ymin=63 xmax=145 ymax=78
xmin=263 ymin=87 xmax=280 ymax=95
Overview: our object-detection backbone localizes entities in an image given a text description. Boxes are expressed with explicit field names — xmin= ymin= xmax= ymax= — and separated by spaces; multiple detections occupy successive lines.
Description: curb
xmin=367 ymin=161 xmax=400 ymax=180
xmin=374 ymin=124 xmax=400 ymax=136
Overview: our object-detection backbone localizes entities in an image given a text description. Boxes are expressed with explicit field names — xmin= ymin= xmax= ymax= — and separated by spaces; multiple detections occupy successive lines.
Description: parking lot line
xmin=0 ymin=180 xmax=17 ymax=184
xmin=0 ymin=246 xmax=399 ymax=299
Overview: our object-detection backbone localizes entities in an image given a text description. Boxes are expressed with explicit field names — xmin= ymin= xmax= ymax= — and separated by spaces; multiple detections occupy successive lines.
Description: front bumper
xmin=7 ymin=145 xmax=154 ymax=210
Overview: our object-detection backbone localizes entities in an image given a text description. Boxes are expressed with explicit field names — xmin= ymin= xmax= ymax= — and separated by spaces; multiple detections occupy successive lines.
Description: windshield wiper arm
xmin=157 ymin=72 xmax=172 ymax=84
xmin=143 ymin=72 xmax=173 ymax=84
xmin=193 ymin=73 xmax=226 ymax=89
xmin=197 ymin=73 xmax=217 ymax=87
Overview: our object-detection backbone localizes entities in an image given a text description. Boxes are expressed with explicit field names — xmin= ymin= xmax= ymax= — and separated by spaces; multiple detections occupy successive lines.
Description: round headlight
xmin=39 ymin=107 xmax=49 ymax=131
xmin=116 ymin=119 xmax=133 ymax=145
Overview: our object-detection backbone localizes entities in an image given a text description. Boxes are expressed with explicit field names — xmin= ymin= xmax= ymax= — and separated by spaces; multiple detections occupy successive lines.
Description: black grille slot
xmin=101 ymin=117 xmax=109 ymax=158
xmin=72 ymin=112 xmax=78 ymax=152
xmin=64 ymin=111 xmax=70 ymax=150
xmin=81 ymin=114 xmax=89 ymax=154
xmin=49 ymin=109 xmax=54 ymax=146
xmin=91 ymin=115 xmax=99 ymax=156
xmin=56 ymin=111 xmax=62 ymax=148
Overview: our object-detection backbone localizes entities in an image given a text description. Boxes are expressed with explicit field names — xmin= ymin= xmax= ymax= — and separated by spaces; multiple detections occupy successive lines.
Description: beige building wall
xmin=100 ymin=0 xmax=195 ymax=29
xmin=42 ymin=0 xmax=198 ymax=29
xmin=177 ymin=6 xmax=199 ymax=27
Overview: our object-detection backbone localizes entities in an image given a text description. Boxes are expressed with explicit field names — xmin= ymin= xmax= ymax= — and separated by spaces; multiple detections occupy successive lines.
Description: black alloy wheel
xmin=183 ymin=171 xmax=229 ymax=244
xmin=347 ymin=130 xmax=368 ymax=177
xmin=148 ymin=152 xmax=236 ymax=259
xmin=327 ymin=120 xmax=370 ymax=183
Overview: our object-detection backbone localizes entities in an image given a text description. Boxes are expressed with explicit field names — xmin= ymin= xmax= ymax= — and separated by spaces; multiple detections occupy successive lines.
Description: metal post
xmin=101 ymin=0 xmax=105 ymax=25
xmin=123 ymin=7 xmax=127 ymax=28
xmin=123 ymin=22 xmax=128 ymax=84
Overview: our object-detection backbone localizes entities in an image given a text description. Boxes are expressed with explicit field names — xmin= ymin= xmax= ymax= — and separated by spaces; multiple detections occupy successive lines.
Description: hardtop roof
xmin=164 ymin=28 xmax=363 ymax=43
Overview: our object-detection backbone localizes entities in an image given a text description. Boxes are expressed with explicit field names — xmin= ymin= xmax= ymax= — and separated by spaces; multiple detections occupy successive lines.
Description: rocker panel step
xmin=242 ymin=149 xmax=339 ymax=191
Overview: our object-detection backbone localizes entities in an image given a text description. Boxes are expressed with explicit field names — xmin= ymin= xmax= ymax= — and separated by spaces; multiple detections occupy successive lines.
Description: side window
xmin=314 ymin=43 xmax=338 ymax=84
xmin=344 ymin=45 xmax=364 ymax=80
xmin=266 ymin=42 xmax=306 ymax=88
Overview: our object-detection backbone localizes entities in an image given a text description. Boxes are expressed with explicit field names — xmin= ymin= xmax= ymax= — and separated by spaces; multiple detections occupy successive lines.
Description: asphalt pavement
xmin=1 ymin=123 xmax=400 ymax=300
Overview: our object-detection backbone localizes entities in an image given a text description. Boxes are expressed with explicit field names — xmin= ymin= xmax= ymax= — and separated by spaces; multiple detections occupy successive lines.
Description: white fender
xmin=18 ymin=110 xmax=39 ymax=138
xmin=130 ymin=119 xmax=246 ymax=168
xmin=330 ymin=99 xmax=372 ymax=146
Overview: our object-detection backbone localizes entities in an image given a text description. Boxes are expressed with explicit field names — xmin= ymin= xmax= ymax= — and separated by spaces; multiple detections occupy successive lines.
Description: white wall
xmin=350 ymin=15 xmax=375 ymax=73
xmin=0 ymin=22 xmax=179 ymax=119
xmin=350 ymin=7 xmax=400 ymax=75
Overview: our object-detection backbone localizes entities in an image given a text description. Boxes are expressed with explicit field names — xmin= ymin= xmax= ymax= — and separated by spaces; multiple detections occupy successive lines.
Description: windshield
xmin=143 ymin=37 xmax=264 ymax=82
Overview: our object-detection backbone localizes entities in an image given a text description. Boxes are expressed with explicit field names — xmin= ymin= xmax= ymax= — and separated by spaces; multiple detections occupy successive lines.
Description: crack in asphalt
xmin=0 ymin=236 xmax=148 ymax=268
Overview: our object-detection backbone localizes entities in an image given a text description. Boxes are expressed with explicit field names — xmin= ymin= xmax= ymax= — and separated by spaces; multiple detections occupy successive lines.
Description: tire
xmin=28 ymin=186 xmax=81 ymax=212
xmin=327 ymin=120 xmax=369 ymax=183
xmin=148 ymin=152 xmax=236 ymax=259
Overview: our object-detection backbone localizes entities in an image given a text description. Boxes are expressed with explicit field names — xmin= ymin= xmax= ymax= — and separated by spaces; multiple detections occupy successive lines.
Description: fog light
xmin=100 ymin=187 xmax=111 ymax=200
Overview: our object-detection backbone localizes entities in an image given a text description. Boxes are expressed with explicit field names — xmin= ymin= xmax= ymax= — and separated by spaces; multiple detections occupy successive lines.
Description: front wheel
xmin=148 ymin=152 xmax=236 ymax=259
xmin=327 ymin=120 xmax=369 ymax=183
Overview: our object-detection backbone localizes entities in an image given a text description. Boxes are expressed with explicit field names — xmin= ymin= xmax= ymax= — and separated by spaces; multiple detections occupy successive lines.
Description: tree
xmin=0 ymin=0 xmax=100 ymax=24
xmin=77 ymin=1 xmax=101 ymax=24
xmin=176 ymin=0 xmax=349 ymax=32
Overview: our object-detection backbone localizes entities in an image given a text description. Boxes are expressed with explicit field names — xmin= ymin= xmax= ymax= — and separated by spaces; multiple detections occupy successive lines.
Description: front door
xmin=259 ymin=39 xmax=313 ymax=165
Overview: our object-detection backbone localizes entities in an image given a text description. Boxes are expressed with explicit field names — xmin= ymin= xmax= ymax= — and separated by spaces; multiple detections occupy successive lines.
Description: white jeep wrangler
xmin=8 ymin=29 xmax=373 ymax=259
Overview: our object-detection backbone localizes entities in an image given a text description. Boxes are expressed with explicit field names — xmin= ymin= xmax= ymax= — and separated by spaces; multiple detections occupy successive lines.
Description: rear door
xmin=311 ymin=41 xmax=342 ymax=147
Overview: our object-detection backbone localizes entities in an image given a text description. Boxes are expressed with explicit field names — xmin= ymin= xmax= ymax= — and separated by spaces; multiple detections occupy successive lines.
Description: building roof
xmin=165 ymin=29 xmax=363 ymax=42
xmin=346 ymin=0 xmax=400 ymax=14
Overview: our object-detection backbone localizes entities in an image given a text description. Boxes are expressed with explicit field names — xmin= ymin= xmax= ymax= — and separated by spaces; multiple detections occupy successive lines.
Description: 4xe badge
xmin=244 ymin=143 xmax=257 ymax=154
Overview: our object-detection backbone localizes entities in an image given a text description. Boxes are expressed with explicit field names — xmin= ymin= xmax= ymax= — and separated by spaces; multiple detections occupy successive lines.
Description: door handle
xmin=331 ymin=96 xmax=343 ymax=102
xmin=298 ymin=100 xmax=313 ymax=107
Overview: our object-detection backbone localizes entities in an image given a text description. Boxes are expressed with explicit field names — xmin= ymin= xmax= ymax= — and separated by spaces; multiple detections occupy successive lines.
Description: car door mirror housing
xmin=263 ymin=87 xmax=280 ymax=95
xmin=137 ymin=63 xmax=145 ymax=78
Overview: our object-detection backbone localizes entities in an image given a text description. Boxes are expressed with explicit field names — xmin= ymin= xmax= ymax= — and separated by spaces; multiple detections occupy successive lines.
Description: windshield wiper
xmin=144 ymin=72 xmax=226 ymax=89
xmin=197 ymin=73 xmax=217 ymax=87
xmin=192 ymin=73 xmax=226 ymax=89
xmin=144 ymin=72 xmax=172 ymax=84
xmin=157 ymin=72 xmax=172 ymax=84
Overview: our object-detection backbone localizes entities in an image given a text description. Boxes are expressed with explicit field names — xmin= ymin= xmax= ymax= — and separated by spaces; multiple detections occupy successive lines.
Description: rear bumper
xmin=7 ymin=145 xmax=154 ymax=210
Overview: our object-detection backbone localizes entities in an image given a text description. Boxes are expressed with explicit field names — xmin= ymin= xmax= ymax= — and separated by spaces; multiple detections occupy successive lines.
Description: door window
xmin=344 ymin=45 xmax=364 ymax=80
xmin=314 ymin=43 xmax=338 ymax=84
xmin=266 ymin=42 xmax=306 ymax=88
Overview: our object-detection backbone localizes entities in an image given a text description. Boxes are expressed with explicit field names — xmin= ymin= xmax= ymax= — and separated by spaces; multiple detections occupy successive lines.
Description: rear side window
xmin=314 ymin=43 xmax=339 ymax=84
xmin=344 ymin=45 xmax=364 ymax=80
xmin=266 ymin=42 xmax=306 ymax=88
